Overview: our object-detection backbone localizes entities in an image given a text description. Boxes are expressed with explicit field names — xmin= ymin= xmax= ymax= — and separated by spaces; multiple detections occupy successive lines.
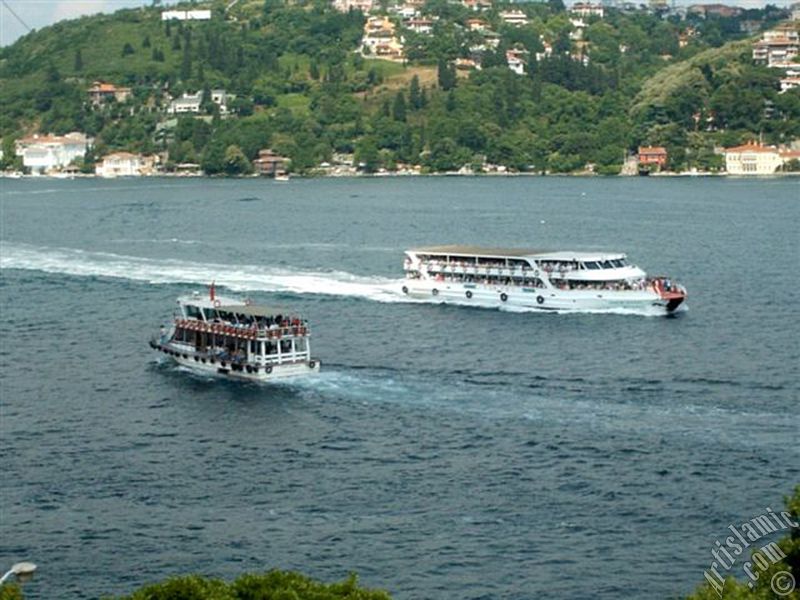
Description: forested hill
xmin=1 ymin=0 xmax=797 ymax=174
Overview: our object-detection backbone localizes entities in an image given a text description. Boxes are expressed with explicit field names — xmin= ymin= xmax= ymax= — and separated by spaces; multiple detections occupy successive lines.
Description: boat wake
xmin=0 ymin=242 xmax=403 ymax=303
xmin=0 ymin=242 xmax=674 ymax=316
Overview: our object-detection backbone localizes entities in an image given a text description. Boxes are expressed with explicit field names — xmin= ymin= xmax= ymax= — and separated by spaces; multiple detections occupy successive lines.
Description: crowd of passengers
xmin=558 ymin=280 xmax=649 ymax=291
xmin=205 ymin=312 xmax=307 ymax=331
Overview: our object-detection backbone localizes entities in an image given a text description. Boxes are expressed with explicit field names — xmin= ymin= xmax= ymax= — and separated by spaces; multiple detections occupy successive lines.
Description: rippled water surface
xmin=1 ymin=177 xmax=798 ymax=599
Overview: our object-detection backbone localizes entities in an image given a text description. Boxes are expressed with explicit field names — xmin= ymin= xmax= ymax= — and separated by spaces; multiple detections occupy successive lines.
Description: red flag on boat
xmin=209 ymin=281 xmax=216 ymax=301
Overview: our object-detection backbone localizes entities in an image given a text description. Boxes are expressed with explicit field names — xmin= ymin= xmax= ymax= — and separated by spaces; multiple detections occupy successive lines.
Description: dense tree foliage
xmin=0 ymin=0 xmax=796 ymax=174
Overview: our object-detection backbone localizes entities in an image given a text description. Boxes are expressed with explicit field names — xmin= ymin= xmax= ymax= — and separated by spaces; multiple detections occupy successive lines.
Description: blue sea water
xmin=0 ymin=176 xmax=798 ymax=599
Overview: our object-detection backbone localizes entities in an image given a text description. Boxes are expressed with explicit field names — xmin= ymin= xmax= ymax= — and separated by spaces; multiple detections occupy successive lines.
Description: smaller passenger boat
xmin=150 ymin=285 xmax=320 ymax=381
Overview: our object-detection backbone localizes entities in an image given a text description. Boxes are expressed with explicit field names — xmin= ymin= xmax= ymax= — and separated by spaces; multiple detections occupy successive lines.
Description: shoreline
xmin=3 ymin=171 xmax=799 ymax=180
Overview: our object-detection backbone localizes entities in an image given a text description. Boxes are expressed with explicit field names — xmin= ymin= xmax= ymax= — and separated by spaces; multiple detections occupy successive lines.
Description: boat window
xmin=185 ymin=305 xmax=201 ymax=319
xmin=611 ymin=259 xmax=624 ymax=268
xmin=295 ymin=338 xmax=307 ymax=353
xmin=583 ymin=261 xmax=600 ymax=270
xmin=601 ymin=261 xmax=613 ymax=269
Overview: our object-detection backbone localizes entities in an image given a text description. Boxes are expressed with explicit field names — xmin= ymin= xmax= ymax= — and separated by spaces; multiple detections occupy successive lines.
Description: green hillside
xmin=1 ymin=0 xmax=797 ymax=174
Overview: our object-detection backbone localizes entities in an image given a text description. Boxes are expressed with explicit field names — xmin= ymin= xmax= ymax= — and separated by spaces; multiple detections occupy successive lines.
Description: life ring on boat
xmin=265 ymin=365 xmax=273 ymax=374
xmin=432 ymin=289 xmax=439 ymax=296
xmin=309 ymin=360 xmax=317 ymax=369
xmin=402 ymin=286 xmax=408 ymax=295
xmin=465 ymin=290 xmax=473 ymax=299
xmin=536 ymin=295 xmax=545 ymax=305
xmin=500 ymin=293 xmax=508 ymax=302
xmin=213 ymin=299 xmax=221 ymax=308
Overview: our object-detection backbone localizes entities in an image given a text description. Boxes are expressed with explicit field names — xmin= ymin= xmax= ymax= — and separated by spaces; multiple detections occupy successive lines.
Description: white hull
xmin=154 ymin=343 xmax=320 ymax=382
xmin=402 ymin=280 xmax=677 ymax=313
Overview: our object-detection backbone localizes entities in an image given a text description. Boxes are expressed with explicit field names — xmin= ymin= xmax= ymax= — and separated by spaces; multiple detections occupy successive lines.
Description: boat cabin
xmin=170 ymin=293 xmax=312 ymax=368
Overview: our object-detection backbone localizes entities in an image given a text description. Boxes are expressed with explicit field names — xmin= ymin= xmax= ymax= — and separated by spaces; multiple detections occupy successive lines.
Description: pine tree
xmin=409 ymin=75 xmax=421 ymax=110
xmin=437 ymin=58 xmax=456 ymax=91
xmin=74 ymin=49 xmax=83 ymax=72
xmin=392 ymin=91 xmax=406 ymax=122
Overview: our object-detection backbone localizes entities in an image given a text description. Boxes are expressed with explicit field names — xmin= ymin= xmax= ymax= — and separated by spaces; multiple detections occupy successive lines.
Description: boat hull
xmin=401 ymin=280 xmax=684 ymax=313
xmin=151 ymin=342 xmax=320 ymax=382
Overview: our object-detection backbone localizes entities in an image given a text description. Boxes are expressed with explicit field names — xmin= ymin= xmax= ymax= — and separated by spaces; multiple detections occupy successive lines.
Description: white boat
xmin=150 ymin=286 xmax=320 ymax=381
xmin=402 ymin=245 xmax=687 ymax=314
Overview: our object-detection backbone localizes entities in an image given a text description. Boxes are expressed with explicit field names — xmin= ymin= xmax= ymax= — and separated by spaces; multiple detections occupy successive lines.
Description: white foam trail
xmin=0 ymin=241 xmax=405 ymax=302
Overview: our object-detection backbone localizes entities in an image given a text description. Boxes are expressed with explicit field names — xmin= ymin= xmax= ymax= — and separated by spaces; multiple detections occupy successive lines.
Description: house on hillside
xmin=333 ymin=0 xmax=374 ymax=12
xmin=87 ymin=81 xmax=132 ymax=105
xmin=15 ymin=132 xmax=92 ymax=174
xmin=169 ymin=92 xmax=204 ymax=114
xmin=570 ymin=2 xmax=604 ymax=18
xmin=362 ymin=17 xmax=405 ymax=60
xmin=500 ymin=10 xmax=528 ymax=26
xmin=161 ymin=10 xmax=212 ymax=21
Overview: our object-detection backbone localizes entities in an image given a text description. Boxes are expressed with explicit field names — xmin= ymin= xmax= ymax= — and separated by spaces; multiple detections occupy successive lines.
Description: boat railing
xmin=153 ymin=341 xmax=310 ymax=369
xmin=422 ymin=262 xmax=543 ymax=276
xmin=173 ymin=318 xmax=309 ymax=339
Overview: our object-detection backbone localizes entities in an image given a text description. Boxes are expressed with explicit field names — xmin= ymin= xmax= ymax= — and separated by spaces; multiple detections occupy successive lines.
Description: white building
xmin=723 ymin=142 xmax=783 ymax=175
xmin=499 ymin=10 xmax=529 ymax=26
xmin=780 ymin=76 xmax=800 ymax=93
xmin=161 ymin=10 xmax=212 ymax=21
xmin=506 ymin=49 xmax=527 ymax=75
xmin=169 ymin=91 xmax=204 ymax=114
xmin=15 ymin=132 xmax=91 ymax=174
xmin=333 ymin=0 xmax=373 ymax=12
xmin=95 ymin=152 xmax=144 ymax=177
xmin=570 ymin=2 xmax=604 ymax=18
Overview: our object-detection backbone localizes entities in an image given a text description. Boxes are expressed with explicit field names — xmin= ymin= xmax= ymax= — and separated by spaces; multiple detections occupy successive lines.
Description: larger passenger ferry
xmin=150 ymin=286 xmax=320 ymax=381
xmin=402 ymin=245 xmax=687 ymax=313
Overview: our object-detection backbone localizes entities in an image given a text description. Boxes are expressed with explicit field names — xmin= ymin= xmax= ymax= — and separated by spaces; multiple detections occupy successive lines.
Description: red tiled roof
xmin=724 ymin=143 xmax=778 ymax=153
xmin=638 ymin=146 xmax=667 ymax=154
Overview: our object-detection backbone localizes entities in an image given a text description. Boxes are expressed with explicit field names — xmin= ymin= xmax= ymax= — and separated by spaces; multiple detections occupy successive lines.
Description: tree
xmin=74 ymin=49 xmax=83 ymax=72
xmin=224 ymin=144 xmax=251 ymax=175
xmin=201 ymin=139 xmax=226 ymax=174
xmin=392 ymin=91 xmax=406 ymax=122
xmin=122 ymin=42 xmax=135 ymax=56
xmin=409 ymin=75 xmax=422 ymax=110
xmin=355 ymin=136 xmax=380 ymax=172
xmin=437 ymin=58 xmax=456 ymax=91
xmin=142 ymin=35 xmax=151 ymax=48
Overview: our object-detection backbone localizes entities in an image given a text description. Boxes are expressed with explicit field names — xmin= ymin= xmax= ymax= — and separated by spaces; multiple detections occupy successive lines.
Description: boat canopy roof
xmin=179 ymin=294 xmax=290 ymax=318
xmin=408 ymin=245 xmax=625 ymax=262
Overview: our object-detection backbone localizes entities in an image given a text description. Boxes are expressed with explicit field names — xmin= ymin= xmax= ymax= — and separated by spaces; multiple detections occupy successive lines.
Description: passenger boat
xmin=150 ymin=285 xmax=320 ymax=381
xmin=402 ymin=245 xmax=687 ymax=314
